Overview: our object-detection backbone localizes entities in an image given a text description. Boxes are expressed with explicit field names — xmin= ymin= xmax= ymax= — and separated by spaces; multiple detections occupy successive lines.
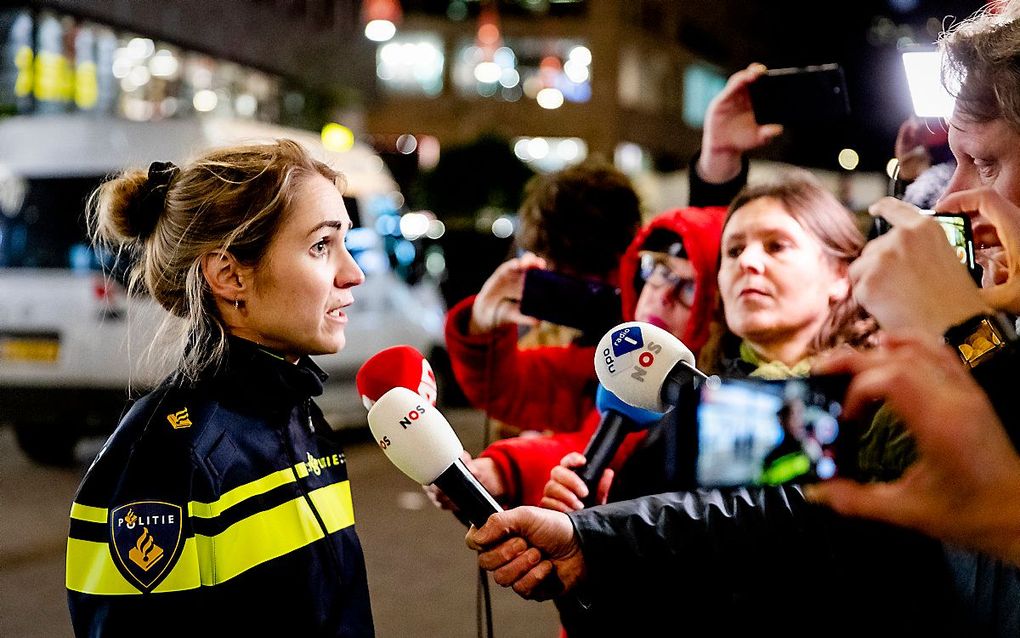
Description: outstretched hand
xmin=697 ymin=63 xmax=784 ymax=185
xmin=465 ymin=506 xmax=586 ymax=600
xmin=851 ymin=197 xmax=990 ymax=337
xmin=469 ymin=252 xmax=548 ymax=335
xmin=808 ymin=334 xmax=1020 ymax=566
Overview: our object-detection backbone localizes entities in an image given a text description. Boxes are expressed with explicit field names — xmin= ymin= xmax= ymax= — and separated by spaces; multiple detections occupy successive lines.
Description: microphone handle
xmin=660 ymin=360 xmax=709 ymax=408
xmin=578 ymin=410 xmax=628 ymax=507
xmin=432 ymin=457 xmax=502 ymax=528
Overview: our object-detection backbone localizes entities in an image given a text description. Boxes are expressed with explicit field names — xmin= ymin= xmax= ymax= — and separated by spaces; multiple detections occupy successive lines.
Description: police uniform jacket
xmin=66 ymin=338 xmax=375 ymax=637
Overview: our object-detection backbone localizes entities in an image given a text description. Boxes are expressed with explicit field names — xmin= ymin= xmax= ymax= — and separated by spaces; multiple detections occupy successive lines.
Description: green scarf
xmin=739 ymin=341 xmax=814 ymax=380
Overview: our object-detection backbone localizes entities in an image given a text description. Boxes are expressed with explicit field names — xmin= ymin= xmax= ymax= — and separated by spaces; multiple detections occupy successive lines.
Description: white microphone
xmin=367 ymin=387 xmax=501 ymax=527
xmin=594 ymin=321 xmax=709 ymax=412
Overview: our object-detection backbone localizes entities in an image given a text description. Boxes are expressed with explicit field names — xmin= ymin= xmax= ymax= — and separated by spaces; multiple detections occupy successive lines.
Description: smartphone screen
xmin=519 ymin=269 xmax=622 ymax=338
xmin=930 ymin=212 xmax=978 ymax=277
xmin=694 ymin=374 xmax=855 ymax=487
xmin=748 ymin=63 xmax=850 ymax=125
xmin=869 ymin=210 xmax=982 ymax=284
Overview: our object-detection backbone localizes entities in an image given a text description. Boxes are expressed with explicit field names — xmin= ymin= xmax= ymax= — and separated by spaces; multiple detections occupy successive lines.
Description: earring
xmin=234 ymin=298 xmax=240 ymax=310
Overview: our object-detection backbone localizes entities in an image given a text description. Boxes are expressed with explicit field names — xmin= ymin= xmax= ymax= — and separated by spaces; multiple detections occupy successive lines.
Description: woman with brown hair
xmin=65 ymin=140 xmax=374 ymax=636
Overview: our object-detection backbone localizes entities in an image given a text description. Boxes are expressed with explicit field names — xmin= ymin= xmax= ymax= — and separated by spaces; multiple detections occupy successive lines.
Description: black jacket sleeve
xmin=565 ymin=487 xmax=977 ymax=635
xmin=688 ymin=149 xmax=749 ymax=208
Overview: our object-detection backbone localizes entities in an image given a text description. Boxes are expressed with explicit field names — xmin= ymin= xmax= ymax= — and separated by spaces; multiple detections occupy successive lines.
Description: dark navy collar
xmin=209 ymin=337 xmax=328 ymax=411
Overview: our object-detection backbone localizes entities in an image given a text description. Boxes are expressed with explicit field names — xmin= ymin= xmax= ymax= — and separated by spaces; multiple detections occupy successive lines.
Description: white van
xmin=0 ymin=114 xmax=446 ymax=465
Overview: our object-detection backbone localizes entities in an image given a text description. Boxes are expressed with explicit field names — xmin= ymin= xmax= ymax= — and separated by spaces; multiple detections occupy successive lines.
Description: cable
xmin=473 ymin=300 xmax=501 ymax=638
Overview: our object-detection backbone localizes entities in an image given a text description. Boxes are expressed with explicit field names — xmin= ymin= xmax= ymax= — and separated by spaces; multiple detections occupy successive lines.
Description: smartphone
xmin=692 ymin=374 xmax=857 ymax=487
xmin=870 ymin=211 xmax=981 ymax=284
xmin=519 ymin=269 xmax=622 ymax=338
xmin=748 ymin=63 xmax=850 ymax=125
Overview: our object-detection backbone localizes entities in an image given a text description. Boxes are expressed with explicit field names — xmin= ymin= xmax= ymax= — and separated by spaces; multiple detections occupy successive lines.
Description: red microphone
xmin=356 ymin=345 xmax=438 ymax=410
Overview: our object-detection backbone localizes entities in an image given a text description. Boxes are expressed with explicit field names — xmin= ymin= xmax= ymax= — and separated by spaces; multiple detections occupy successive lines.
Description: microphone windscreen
xmin=595 ymin=384 xmax=663 ymax=427
xmin=367 ymin=387 xmax=463 ymax=485
xmin=356 ymin=345 xmax=438 ymax=410
xmin=594 ymin=321 xmax=697 ymax=411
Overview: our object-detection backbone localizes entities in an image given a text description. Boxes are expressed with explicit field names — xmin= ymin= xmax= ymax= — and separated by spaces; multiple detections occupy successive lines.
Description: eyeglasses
xmin=639 ymin=253 xmax=697 ymax=309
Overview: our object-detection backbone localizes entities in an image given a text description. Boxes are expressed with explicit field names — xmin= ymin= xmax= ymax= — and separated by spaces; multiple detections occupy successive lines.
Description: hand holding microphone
xmin=573 ymin=385 xmax=663 ymax=507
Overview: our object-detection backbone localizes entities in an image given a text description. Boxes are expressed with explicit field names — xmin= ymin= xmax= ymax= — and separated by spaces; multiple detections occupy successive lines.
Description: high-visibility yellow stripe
xmin=310 ymin=481 xmax=356 ymax=533
xmin=66 ymin=537 xmax=138 ymax=595
xmin=66 ymin=537 xmax=203 ymax=595
xmin=192 ymin=481 xmax=354 ymax=584
xmin=189 ymin=467 xmax=298 ymax=519
xmin=70 ymin=502 xmax=108 ymax=524
xmin=70 ymin=460 xmax=314 ymax=522
xmin=66 ymin=481 xmax=355 ymax=596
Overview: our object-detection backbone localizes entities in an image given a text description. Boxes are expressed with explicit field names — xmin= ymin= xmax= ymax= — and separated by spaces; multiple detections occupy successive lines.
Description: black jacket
xmin=66 ymin=338 xmax=374 ymax=637
xmin=564 ymin=332 xmax=1020 ymax=634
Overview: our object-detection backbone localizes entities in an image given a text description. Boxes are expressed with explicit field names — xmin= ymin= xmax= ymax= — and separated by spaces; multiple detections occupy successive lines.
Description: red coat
xmin=445 ymin=206 xmax=725 ymax=506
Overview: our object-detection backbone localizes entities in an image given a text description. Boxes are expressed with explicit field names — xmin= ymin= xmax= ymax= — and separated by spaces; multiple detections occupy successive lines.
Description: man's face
xmin=944 ymin=115 xmax=1020 ymax=283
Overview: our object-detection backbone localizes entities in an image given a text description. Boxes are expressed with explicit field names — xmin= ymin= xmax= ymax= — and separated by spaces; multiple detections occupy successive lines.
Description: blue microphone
xmin=577 ymin=384 xmax=664 ymax=506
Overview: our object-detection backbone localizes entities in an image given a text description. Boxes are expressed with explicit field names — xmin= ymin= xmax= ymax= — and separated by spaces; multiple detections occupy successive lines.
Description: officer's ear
xmin=201 ymin=250 xmax=253 ymax=308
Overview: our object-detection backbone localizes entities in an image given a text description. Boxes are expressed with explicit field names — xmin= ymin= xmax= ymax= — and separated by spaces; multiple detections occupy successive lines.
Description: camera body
xmin=519 ymin=268 xmax=622 ymax=339
xmin=690 ymin=374 xmax=857 ymax=487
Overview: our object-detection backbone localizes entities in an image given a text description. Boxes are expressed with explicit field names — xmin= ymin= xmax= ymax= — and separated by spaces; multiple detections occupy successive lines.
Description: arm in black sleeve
xmin=565 ymin=486 xmax=969 ymax=633
xmin=688 ymin=149 xmax=749 ymax=208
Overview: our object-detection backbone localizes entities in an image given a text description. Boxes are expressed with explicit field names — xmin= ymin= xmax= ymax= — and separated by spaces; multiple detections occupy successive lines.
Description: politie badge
xmin=110 ymin=501 xmax=184 ymax=591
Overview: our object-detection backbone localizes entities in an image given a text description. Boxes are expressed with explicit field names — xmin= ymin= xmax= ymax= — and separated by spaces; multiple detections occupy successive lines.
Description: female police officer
xmin=65 ymin=140 xmax=373 ymax=636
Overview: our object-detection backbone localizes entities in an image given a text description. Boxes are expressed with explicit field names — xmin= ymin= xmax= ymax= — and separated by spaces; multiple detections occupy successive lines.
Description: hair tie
xmin=131 ymin=160 xmax=179 ymax=239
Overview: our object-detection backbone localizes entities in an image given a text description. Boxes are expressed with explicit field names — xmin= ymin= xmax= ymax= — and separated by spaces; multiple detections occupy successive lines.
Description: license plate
xmin=0 ymin=333 xmax=61 ymax=363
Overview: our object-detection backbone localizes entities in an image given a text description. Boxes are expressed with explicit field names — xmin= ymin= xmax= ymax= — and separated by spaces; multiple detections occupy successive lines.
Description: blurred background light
xmin=365 ymin=19 xmax=397 ymax=42
xmin=321 ymin=122 xmax=355 ymax=152
xmin=491 ymin=216 xmax=514 ymax=238
xmin=399 ymin=212 xmax=430 ymax=240
xmin=536 ymin=87 xmax=563 ymax=109
xmin=838 ymin=148 xmax=860 ymax=171
xmin=192 ymin=89 xmax=218 ymax=112
xmin=886 ymin=158 xmax=900 ymax=179
xmin=395 ymin=133 xmax=418 ymax=154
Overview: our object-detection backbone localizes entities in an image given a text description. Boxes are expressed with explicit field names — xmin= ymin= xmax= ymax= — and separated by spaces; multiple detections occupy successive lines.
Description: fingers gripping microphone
xmin=356 ymin=345 xmax=438 ymax=410
xmin=368 ymin=387 xmax=502 ymax=528
xmin=594 ymin=321 xmax=710 ymax=412
xmin=577 ymin=385 xmax=663 ymax=506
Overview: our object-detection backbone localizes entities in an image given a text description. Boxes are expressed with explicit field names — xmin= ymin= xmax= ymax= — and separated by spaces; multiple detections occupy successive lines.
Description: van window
xmin=0 ymin=176 xmax=103 ymax=270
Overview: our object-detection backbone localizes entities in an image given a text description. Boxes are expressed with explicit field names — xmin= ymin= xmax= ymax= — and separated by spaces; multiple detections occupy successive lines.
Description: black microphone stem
xmin=432 ymin=457 xmax=502 ymax=528
xmin=578 ymin=410 xmax=628 ymax=507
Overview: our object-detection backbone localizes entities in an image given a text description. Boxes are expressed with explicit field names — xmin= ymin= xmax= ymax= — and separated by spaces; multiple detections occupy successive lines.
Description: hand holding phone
xmin=870 ymin=209 xmax=982 ymax=284
xmin=747 ymin=63 xmax=850 ymax=126
xmin=519 ymin=269 xmax=622 ymax=339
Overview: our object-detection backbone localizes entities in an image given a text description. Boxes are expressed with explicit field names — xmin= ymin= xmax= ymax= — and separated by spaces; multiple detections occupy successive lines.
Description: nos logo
xmin=630 ymin=341 xmax=662 ymax=382
xmin=378 ymin=404 xmax=426 ymax=450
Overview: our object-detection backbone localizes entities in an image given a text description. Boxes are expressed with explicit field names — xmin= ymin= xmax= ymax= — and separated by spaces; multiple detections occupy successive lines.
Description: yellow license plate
xmin=1 ymin=337 xmax=61 ymax=363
